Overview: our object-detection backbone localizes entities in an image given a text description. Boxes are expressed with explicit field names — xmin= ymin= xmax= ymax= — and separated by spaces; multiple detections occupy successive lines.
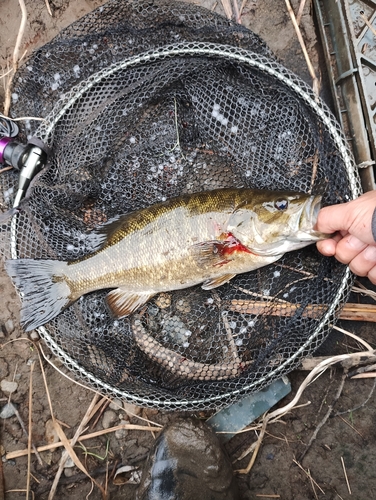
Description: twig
xmin=1 ymin=50 xmax=27 ymax=81
xmin=235 ymin=351 xmax=375 ymax=474
xmin=227 ymin=299 xmax=376 ymax=323
xmin=360 ymin=12 xmax=376 ymax=37
xmin=8 ymin=362 xmax=18 ymax=405
xmin=45 ymin=0 xmax=53 ymax=16
xmin=0 ymin=166 xmax=13 ymax=174
xmin=0 ymin=446 xmax=4 ymax=500
xmin=220 ymin=0 xmax=233 ymax=19
xmin=351 ymin=372 xmax=376 ymax=378
xmin=232 ymin=0 xmax=241 ymax=23
xmin=48 ymin=393 xmax=102 ymax=500
xmin=309 ymin=148 xmax=319 ymax=194
xmin=309 ymin=468 xmax=319 ymax=500
xmin=221 ymin=311 xmax=242 ymax=364
xmin=335 ymin=377 xmax=376 ymax=416
xmin=39 ymin=344 xmax=160 ymax=428
xmin=6 ymin=423 xmax=162 ymax=460
xmin=236 ymin=417 xmax=268 ymax=474
xmin=300 ymin=352 xmax=376 ymax=371
xmin=332 ymin=325 xmax=373 ymax=351
xmin=90 ymin=397 xmax=110 ymax=429
xmin=341 ymin=456 xmax=352 ymax=495
xmin=7 ymin=403 xmax=43 ymax=466
xmin=6 ymin=490 xmax=34 ymax=499
xmin=293 ymin=459 xmax=325 ymax=495
xmin=239 ymin=0 xmax=248 ymax=18
xmin=299 ymin=369 xmax=347 ymax=461
xmin=255 ymin=496 xmax=281 ymax=499
xmin=284 ymin=0 xmax=319 ymax=95
xmin=1 ymin=115 xmax=44 ymax=123
xmin=4 ymin=0 xmax=27 ymax=115
xmin=349 ymin=363 xmax=376 ymax=377
xmin=35 ymin=342 xmax=105 ymax=499
xmin=170 ymin=97 xmax=184 ymax=159
xmin=296 ymin=0 xmax=307 ymax=26
xmin=337 ymin=415 xmax=364 ymax=439
xmin=26 ymin=361 xmax=35 ymax=500
xmin=34 ymin=465 xmax=117 ymax=496
xmin=352 ymin=281 xmax=376 ymax=301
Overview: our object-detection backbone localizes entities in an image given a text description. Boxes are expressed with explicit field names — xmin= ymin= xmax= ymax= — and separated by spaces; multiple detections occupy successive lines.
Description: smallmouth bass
xmin=5 ymin=188 xmax=328 ymax=331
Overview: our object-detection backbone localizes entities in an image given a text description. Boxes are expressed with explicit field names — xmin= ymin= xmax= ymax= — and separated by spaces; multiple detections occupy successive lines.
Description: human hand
xmin=316 ymin=190 xmax=376 ymax=284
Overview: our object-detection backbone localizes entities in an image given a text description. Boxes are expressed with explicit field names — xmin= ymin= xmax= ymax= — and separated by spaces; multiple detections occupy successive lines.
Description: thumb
xmin=316 ymin=203 xmax=353 ymax=234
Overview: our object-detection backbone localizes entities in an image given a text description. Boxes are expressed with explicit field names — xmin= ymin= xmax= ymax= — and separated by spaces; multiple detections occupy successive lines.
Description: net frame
xmin=1 ymin=2 xmax=362 ymax=411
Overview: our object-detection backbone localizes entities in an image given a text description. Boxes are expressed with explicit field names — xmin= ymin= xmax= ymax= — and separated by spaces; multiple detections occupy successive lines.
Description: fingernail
xmin=346 ymin=235 xmax=366 ymax=250
xmin=364 ymin=246 xmax=376 ymax=262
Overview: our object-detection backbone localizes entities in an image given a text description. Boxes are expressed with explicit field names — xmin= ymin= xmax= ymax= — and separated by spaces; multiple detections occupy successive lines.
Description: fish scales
xmin=66 ymin=191 xmax=235 ymax=297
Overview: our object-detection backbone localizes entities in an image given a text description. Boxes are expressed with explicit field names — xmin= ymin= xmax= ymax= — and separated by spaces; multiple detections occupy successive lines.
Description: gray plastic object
xmin=207 ymin=377 xmax=291 ymax=442
xmin=314 ymin=0 xmax=376 ymax=192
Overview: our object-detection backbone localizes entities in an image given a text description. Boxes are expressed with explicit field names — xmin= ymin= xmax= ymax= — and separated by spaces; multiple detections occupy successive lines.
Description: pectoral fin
xmin=107 ymin=288 xmax=155 ymax=317
xmin=202 ymin=274 xmax=237 ymax=290
xmin=190 ymin=241 xmax=233 ymax=267
xmin=191 ymin=234 xmax=253 ymax=269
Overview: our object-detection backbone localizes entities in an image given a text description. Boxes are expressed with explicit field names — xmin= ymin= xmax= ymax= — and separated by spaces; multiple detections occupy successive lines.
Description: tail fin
xmin=5 ymin=259 xmax=72 ymax=331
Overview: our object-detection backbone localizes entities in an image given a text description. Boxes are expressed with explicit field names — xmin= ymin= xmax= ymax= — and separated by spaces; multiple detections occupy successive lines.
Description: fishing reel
xmin=0 ymin=115 xmax=49 ymax=206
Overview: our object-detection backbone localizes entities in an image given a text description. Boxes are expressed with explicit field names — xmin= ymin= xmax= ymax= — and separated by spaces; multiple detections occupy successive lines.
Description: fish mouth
xmin=295 ymin=195 xmax=329 ymax=241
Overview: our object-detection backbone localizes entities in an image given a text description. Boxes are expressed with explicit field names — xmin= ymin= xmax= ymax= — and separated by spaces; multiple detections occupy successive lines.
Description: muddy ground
xmin=1 ymin=1 xmax=376 ymax=499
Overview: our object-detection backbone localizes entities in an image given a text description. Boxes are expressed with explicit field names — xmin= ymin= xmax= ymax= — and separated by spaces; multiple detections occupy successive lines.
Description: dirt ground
xmin=1 ymin=1 xmax=376 ymax=499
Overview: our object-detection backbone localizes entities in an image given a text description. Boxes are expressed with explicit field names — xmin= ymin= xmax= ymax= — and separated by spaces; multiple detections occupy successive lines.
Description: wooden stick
xmin=6 ymin=423 xmax=162 ymax=460
xmin=300 ymin=352 xmax=376 ymax=371
xmin=351 ymin=372 xmax=376 ymax=379
xmin=0 ymin=445 xmax=4 ymax=500
xmin=227 ymin=299 xmax=376 ymax=323
xmin=296 ymin=0 xmax=307 ymax=26
xmin=284 ymin=0 xmax=320 ymax=95
xmin=44 ymin=0 xmax=52 ymax=17
xmin=360 ymin=12 xmax=376 ymax=37
xmin=255 ymin=495 xmax=281 ymax=498
xmin=220 ymin=0 xmax=233 ymax=19
xmin=341 ymin=456 xmax=352 ymax=495
xmin=7 ymin=403 xmax=43 ymax=465
xmin=239 ymin=0 xmax=248 ymax=18
xmin=232 ymin=0 xmax=241 ymax=23
xmin=48 ymin=394 xmax=102 ymax=500
xmin=4 ymin=0 xmax=27 ymax=115
xmin=299 ymin=371 xmax=347 ymax=462
xmin=333 ymin=325 xmax=373 ymax=351
xmin=293 ymin=459 xmax=325 ymax=495
xmin=26 ymin=362 xmax=35 ymax=500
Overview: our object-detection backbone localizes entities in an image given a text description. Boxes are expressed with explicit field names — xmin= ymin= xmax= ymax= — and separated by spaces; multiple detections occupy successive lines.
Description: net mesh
xmin=0 ymin=0 xmax=361 ymax=410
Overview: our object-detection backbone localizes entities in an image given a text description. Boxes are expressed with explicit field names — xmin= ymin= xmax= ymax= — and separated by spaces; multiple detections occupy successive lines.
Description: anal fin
xmin=202 ymin=274 xmax=237 ymax=290
xmin=107 ymin=288 xmax=155 ymax=317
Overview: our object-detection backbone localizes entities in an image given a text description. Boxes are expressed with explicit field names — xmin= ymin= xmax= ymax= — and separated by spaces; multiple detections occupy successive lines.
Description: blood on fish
xmin=219 ymin=232 xmax=254 ymax=256
xmin=210 ymin=233 xmax=254 ymax=267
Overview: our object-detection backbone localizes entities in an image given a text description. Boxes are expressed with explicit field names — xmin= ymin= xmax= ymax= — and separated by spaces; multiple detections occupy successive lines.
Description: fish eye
xmin=274 ymin=199 xmax=288 ymax=211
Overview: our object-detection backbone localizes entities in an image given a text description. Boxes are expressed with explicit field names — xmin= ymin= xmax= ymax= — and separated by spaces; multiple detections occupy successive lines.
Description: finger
xmin=316 ymin=239 xmax=337 ymax=256
xmin=347 ymin=245 xmax=376 ymax=276
xmin=316 ymin=204 xmax=353 ymax=234
xmin=367 ymin=265 xmax=376 ymax=285
xmin=316 ymin=233 xmax=342 ymax=256
xmin=317 ymin=191 xmax=376 ymax=245
xmin=332 ymin=234 xmax=368 ymax=265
